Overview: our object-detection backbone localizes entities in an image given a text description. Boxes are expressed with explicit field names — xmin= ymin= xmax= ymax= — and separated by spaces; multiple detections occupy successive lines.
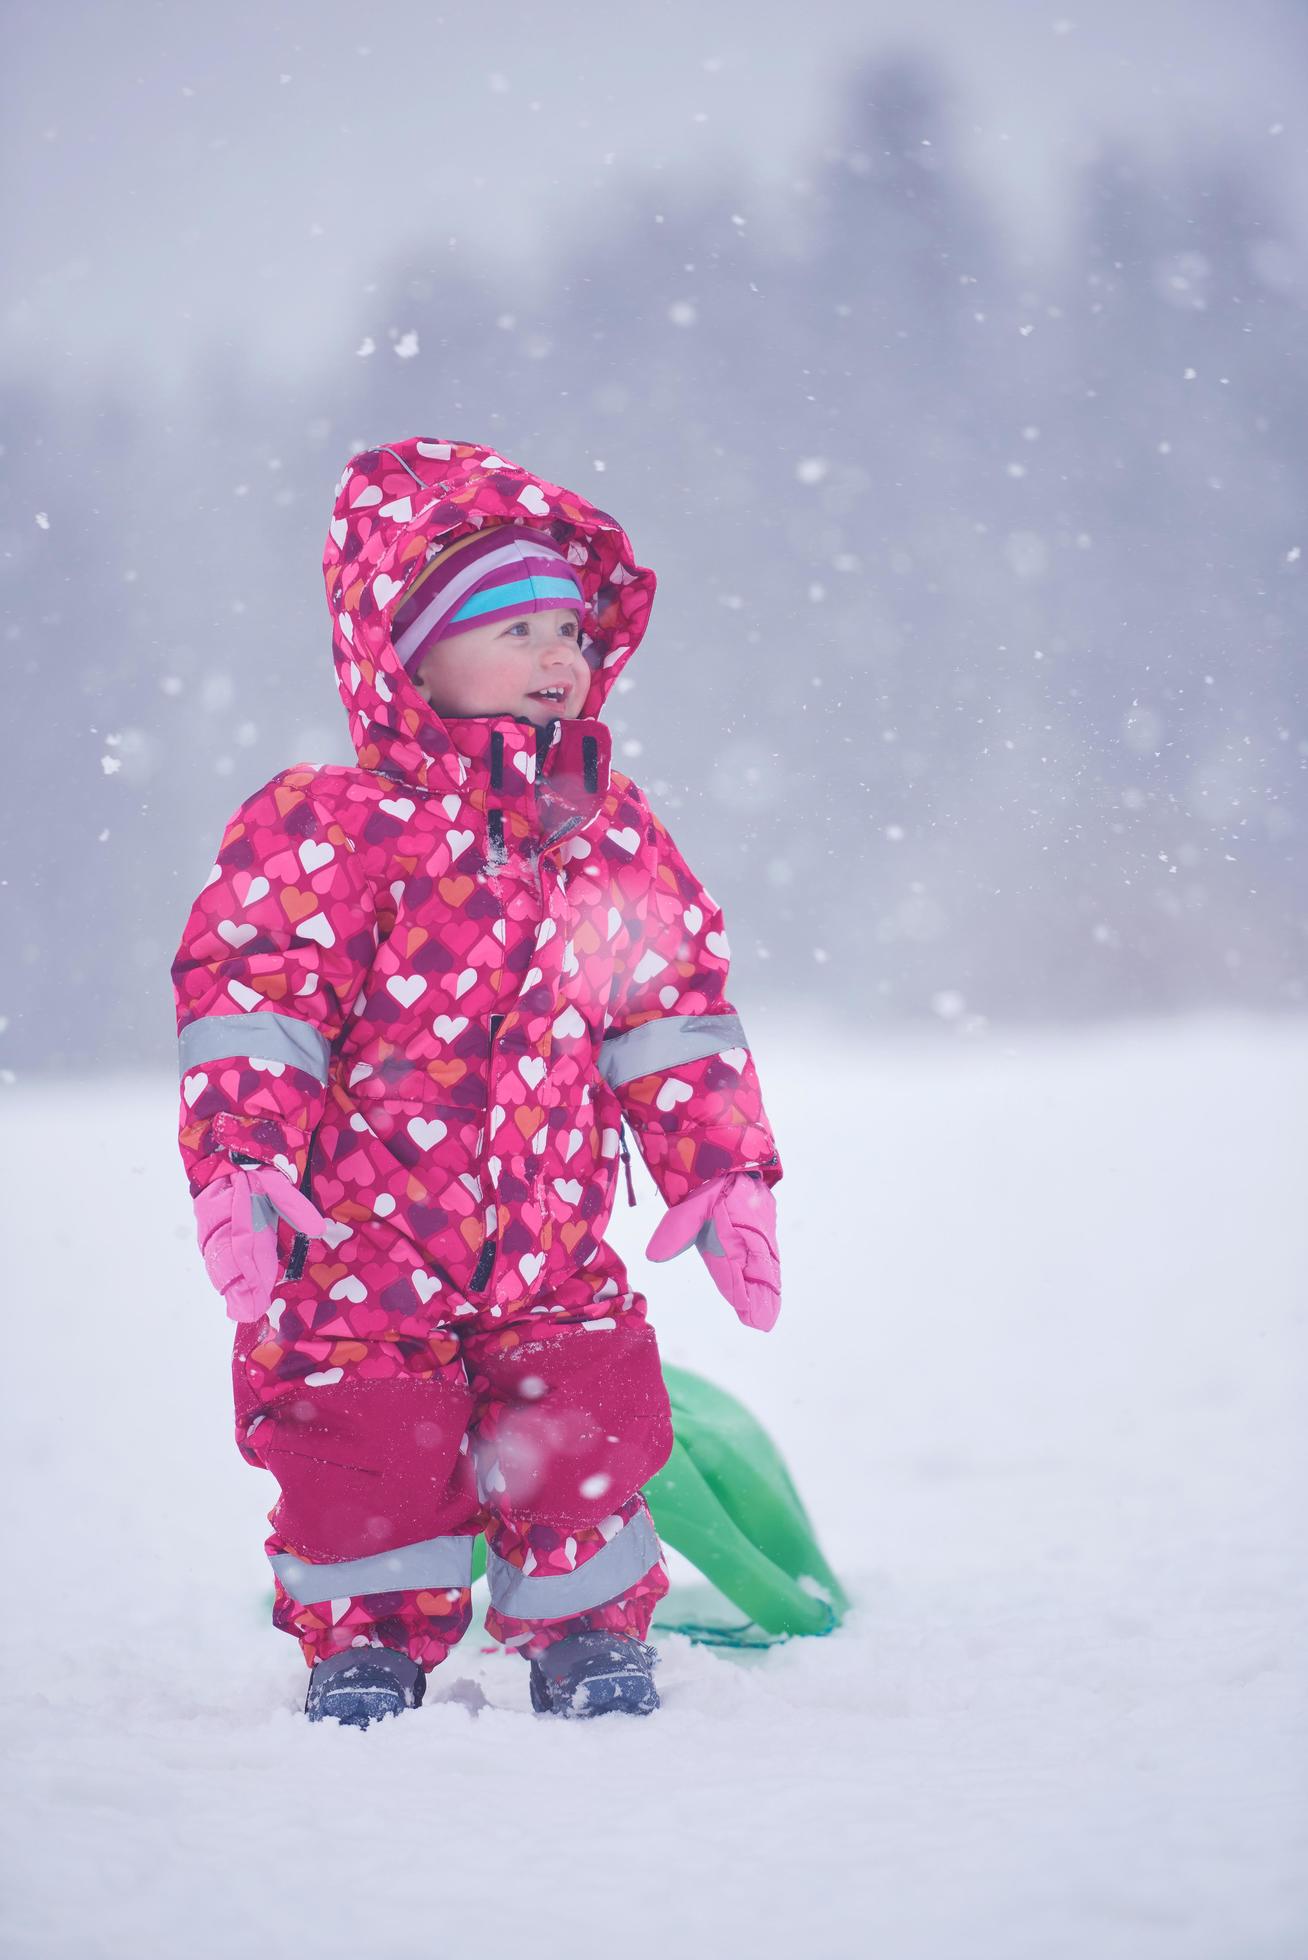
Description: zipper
xmin=618 ymin=1119 xmax=637 ymax=1207
xmin=470 ymin=1012 xmax=506 ymax=1299
xmin=285 ymin=1129 xmax=319 ymax=1282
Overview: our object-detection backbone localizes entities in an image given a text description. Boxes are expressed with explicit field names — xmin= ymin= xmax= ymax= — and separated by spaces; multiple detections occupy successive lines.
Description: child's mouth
xmin=528 ymin=686 xmax=569 ymax=706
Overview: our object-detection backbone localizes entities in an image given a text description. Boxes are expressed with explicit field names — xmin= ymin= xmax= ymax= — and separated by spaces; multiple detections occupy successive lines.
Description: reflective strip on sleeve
xmin=270 ymin=1535 xmax=476 ymax=1605
xmin=485 ymin=1509 xmax=660 ymax=1623
xmin=598 ymin=1011 xmax=746 ymax=1089
xmin=179 ymin=1011 xmax=332 ymax=1084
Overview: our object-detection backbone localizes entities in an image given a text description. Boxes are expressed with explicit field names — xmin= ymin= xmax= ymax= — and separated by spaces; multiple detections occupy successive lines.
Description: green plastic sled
xmin=645 ymin=1364 xmax=848 ymax=1645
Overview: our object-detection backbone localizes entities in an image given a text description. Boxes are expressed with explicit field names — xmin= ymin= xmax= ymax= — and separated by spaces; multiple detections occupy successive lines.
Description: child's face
xmin=411 ymin=607 xmax=589 ymax=725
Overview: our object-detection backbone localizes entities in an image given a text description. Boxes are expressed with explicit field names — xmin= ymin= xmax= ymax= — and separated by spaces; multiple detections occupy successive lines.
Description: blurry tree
xmin=2 ymin=52 xmax=1304 ymax=1073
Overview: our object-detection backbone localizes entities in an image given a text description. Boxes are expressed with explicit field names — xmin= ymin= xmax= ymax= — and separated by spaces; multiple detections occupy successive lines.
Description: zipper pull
xmin=618 ymin=1122 xmax=637 ymax=1208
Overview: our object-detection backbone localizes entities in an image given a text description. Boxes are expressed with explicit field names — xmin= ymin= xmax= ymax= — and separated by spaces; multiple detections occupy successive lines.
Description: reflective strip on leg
xmin=271 ymin=1535 xmax=476 ymax=1605
xmin=486 ymin=1510 xmax=660 ymax=1622
xmin=598 ymin=1012 xmax=746 ymax=1089
xmin=179 ymin=1011 xmax=331 ymax=1084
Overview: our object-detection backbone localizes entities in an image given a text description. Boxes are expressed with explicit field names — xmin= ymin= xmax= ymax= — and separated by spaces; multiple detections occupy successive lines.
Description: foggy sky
xmin=5 ymin=0 xmax=1305 ymax=393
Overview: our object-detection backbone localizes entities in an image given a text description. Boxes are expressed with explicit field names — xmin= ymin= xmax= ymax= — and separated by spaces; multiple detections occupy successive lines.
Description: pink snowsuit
xmin=172 ymin=438 xmax=781 ymax=1671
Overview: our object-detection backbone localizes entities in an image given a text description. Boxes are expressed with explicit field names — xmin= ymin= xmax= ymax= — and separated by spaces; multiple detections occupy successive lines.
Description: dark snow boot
xmin=304 ymin=1647 xmax=425 ymax=1728
xmin=528 ymin=1632 xmax=660 ymax=1718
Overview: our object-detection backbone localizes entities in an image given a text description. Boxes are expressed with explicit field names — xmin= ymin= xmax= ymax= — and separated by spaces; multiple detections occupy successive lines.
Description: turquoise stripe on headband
xmin=449 ymin=575 xmax=582 ymax=625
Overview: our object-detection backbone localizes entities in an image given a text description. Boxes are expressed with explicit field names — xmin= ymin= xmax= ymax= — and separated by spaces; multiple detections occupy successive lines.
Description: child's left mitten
xmin=193 ymin=1159 xmax=331 ymax=1323
xmin=645 ymin=1172 xmax=781 ymax=1332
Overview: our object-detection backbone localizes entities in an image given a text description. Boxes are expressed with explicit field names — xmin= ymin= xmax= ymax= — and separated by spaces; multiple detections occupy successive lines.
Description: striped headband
xmin=392 ymin=525 xmax=585 ymax=676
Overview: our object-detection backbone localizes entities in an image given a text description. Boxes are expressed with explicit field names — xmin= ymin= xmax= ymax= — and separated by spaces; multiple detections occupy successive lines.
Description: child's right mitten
xmin=192 ymin=1159 xmax=331 ymax=1323
xmin=645 ymin=1172 xmax=781 ymax=1332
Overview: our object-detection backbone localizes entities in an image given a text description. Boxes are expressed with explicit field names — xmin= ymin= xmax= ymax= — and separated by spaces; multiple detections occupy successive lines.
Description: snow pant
xmin=233 ymin=1313 xmax=674 ymax=1670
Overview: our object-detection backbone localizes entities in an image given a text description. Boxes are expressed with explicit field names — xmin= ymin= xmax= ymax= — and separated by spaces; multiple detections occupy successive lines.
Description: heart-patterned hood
xmin=322 ymin=438 xmax=657 ymax=797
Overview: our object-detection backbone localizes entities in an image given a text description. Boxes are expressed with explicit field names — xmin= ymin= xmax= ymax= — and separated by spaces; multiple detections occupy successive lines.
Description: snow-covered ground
xmin=2 ymin=1019 xmax=1305 ymax=1959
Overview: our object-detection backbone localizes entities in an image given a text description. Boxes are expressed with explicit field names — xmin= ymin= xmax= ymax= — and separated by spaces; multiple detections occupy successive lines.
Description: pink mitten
xmin=646 ymin=1172 xmax=781 ymax=1332
xmin=193 ymin=1159 xmax=331 ymax=1323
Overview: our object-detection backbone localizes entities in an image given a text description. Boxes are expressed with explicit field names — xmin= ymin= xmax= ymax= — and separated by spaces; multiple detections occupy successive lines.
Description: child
xmin=173 ymin=438 xmax=782 ymax=1726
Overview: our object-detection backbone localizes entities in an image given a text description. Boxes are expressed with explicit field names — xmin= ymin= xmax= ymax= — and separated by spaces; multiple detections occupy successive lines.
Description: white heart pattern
xmin=446 ymin=829 xmax=475 ymax=861
xmin=407 ymin=1117 xmax=448 ymax=1150
xmin=378 ymin=496 xmax=413 ymax=521
xmin=683 ymin=905 xmax=704 ymax=934
xmin=518 ymin=1056 xmax=547 ymax=1089
xmin=553 ymin=1179 xmax=583 ymax=1205
xmin=329 ymin=1277 xmax=368 ymax=1303
xmin=329 ymin=516 xmax=348 ymax=548
xmin=379 ymin=797 xmax=415 ymax=821
xmin=608 ymin=827 xmax=639 ymax=854
xmin=240 ymin=875 xmax=270 ymax=908
xmin=227 ymin=980 xmax=262 ymax=1011
xmin=373 ymin=574 xmax=405 ymax=608
xmin=656 ymin=1078 xmax=694 ymax=1111
xmin=182 ymin=1072 xmax=208 ymax=1107
xmin=412 ymin=1270 xmax=442 ymax=1303
xmin=295 ymin=913 xmax=336 ymax=949
xmin=373 ymin=1193 xmax=396 ymax=1217
xmin=706 ymin=930 xmax=730 ymax=959
xmin=552 ymin=1005 xmax=585 ymax=1041
xmin=217 ymin=920 xmax=256 ymax=949
xmin=432 ymin=1015 xmax=468 ymax=1041
xmin=350 ymin=485 xmax=383 ymax=508
xmin=516 ymin=484 xmax=550 ymax=517
xmin=386 ymin=974 xmax=427 ymax=1007
xmin=298 ymin=840 xmax=334 ymax=874
xmin=519 ymin=1252 xmax=546 ymax=1286
xmin=454 ymin=969 xmax=477 ymax=999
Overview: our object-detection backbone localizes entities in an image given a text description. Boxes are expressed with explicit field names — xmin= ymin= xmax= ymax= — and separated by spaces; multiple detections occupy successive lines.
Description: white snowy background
xmin=3 ymin=1021 xmax=1305 ymax=1957
xmin=3 ymin=2 xmax=1307 ymax=1953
